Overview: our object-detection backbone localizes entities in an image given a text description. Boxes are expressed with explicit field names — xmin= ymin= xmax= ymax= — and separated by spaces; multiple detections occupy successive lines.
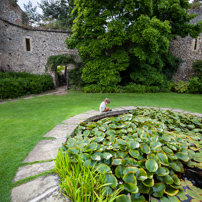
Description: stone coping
xmin=10 ymin=106 xmax=202 ymax=202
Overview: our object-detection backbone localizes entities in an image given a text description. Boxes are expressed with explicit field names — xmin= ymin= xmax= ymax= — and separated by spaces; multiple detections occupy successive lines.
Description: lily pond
xmin=61 ymin=108 xmax=202 ymax=202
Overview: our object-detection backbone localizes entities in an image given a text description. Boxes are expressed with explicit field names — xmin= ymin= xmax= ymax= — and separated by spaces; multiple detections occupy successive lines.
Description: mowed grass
xmin=0 ymin=91 xmax=202 ymax=202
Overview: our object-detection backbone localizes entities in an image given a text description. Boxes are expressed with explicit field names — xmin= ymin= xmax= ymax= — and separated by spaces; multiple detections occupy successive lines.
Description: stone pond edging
xmin=10 ymin=106 xmax=202 ymax=202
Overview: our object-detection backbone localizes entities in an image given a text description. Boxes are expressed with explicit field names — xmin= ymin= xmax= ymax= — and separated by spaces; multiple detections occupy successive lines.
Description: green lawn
xmin=0 ymin=91 xmax=202 ymax=202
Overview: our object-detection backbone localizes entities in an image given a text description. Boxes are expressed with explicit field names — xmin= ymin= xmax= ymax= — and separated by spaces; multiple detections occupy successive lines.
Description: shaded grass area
xmin=0 ymin=91 xmax=202 ymax=202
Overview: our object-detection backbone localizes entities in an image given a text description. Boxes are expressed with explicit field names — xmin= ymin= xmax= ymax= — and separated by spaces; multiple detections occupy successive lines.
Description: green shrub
xmin=61 ymin=108 xmax=202 ymax=202
xmin=188 ymin=77 xmax=202 ymax=94
xmin=0 ymin=72 xmax=54 ymax=99
xmin=123 ymin=83 xmax=146 ymax=93
xmin=173 ymin=81 xmax=189 ymax=93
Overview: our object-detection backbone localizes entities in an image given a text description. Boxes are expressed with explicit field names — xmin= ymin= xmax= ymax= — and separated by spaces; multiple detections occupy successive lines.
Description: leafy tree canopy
xmin=38 ymin=0 xmax=74 ymax=29
xmin=67 ymin=0 xmax=202 ymax=91
xmin=23 ymin=1 xmax=41 ymax=24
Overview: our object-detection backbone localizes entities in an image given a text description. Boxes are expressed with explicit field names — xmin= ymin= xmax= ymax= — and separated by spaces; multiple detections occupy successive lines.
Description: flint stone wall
xmin=0 ymin=0 xmax=28 ymax=26
xmin=0 ymin=19 xmax=80 ymax=75
xmin=170 ymin=9 xmax=202 ymax=82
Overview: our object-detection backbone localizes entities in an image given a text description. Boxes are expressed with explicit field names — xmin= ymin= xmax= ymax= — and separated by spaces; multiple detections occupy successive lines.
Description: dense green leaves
xmin=66 ymin=0 xmax=202 ymax=92
xmin=62 ymin=107 xmax=202 ymax=201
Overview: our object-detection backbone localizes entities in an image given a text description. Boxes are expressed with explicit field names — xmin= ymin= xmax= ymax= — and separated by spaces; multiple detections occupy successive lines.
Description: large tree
xmin=38 ymin=0 xmax=74 ymax=29
xmin=67 ymin=0 xmax=202 ymax=91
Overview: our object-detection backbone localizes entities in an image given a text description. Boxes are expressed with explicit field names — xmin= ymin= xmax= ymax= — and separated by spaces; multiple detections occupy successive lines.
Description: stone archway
xmin=45 ymin=54 xmax=82 ymax=88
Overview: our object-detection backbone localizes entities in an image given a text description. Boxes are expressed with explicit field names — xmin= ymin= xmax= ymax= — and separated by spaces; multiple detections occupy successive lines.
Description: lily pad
xmin=145 ymin=159 xmax=158 ymax=172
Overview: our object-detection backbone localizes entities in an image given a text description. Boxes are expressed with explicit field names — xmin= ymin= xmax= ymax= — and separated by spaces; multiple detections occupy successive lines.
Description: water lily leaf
xmin=103 ymin=152 xmax=113 ymax=160
xmin=123 ymin=172 xmax=137 ymax=184
xmin=91 ymin=154 xmax=101 ymax=161
xmin=151 ymin=199 xmax=159 ymax=202
xmin=167 ymin=144 xmax=177 ymax=151
xmin=131 ymin=193 xmax=146 ymax=202
xmin=169 ymin=162 xmax=182 ymax=172
xmin=83 ymin=130 xmax=90 ymax=136
xmin=129 ymin=141 xmax=140 ymax=149
xmin=147 ymin=153 xmax=158 ymax=161
xmin=68 ymin=148 xmax=79 ymax=154
xmin=167 ymin=154 xmax=178 ymax=160
xmin=139 ymin=183 xmax=150 ymax=193
xmin=150 ymin=141 xmax=162 ymax=148
xmin=186 ymin=189 xmax=202 ymax=200
xmin=124 ymin=183 xmax=139 ymax=194
xmin=155 ymin=167 xmax=169 ymax=176
xmin=99 ymin=126 xmax=106 ymax=132
xmin=157 ymin=153 xmax=169 ymax=166
xmin=167 ymin=196 xmax=180 ymax=202
xmin=105 ymin=174 xmax=118 ymax=188
xmin=113 ymin=159 xmax=122 ymax=165
xmin=175 ymin=152 xmax=189 ymax=162
xmin=136 ymin=168 xmax=147 ymax=181
xmin=189 ymin=185 xmax=202 ymax=195
xmin=97 ymin=164 xmax=112 ymax=174
xmin=94 ymin=136 xmax=104 ymax=142
xmin=153 ymin=182 xmax=166 ymax=198
xmin=145 ymin=159 xmax=158 ymax=172
xmin=103 ymin=186 xmax=113 ymax=196
xmin=163 ymin=146 xmax=174 ymax=155
xmin=116 ymin=194 xmax=132 ymax=202
xmin=84 ymin=142 xmax=97 ymax=152
xmin=160 ymin=196 xmax=170 ymax=202
xmin=165 ymin=185 xmax=179 ymax=196
xmin=129 ymin=150 xmax=140 ymax=159
xmin=123 ymin=166 xmax=139 ymax=175
xmin=115 ymin=165 xmax=124 ymax=178
xmin=163 ymin=175 xmax=174 ymax=185
xmin=82 ymin=153 xmax=91 ymax=160
xmin=116 ymin=151 xmax=129 ymax=159
xmin=140 ymin=144 xmax=151 ymax=154
xmin=172 ymin=175 xmax=181 ymax=185
xmin=117 ymin=139 xmax=127 ymax=145
xmin=177 ymin=190 xmax=188 ymax=201
xmin=150 ymin=136 xmax=158 ymax=142
xmin=142 ymin=178 xmax=154 ymax=187
xmin=127 ymin=158 xmax=138 ymax=166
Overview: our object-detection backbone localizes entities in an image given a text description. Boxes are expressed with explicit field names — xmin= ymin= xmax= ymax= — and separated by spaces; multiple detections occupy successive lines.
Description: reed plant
xmin=55 ymin=149 xmax=122 ymax=202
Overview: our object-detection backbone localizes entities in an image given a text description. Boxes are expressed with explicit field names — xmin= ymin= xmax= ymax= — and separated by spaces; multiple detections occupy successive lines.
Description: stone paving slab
xmin=172 ymin=109 xmax=184 ymax=113
xmin=137 ymin=106 xmax=150 ymax=108
xmin=62 ymin=117 xmax=85 ymax=125
xmin=190 ymin=113 xmax=202 ymax=118
xmin=23 ymin=138 xmax=66 ymax=163
xmin=71 ymin=113 xmax=97 ymax=120
xmin=13 ymin=161 xmax=55 ymax=182
xmin=120 ymin=106 xmax=137 ymax=110
xmin=24 ymin=96 xmax=34 ymax=99
xmin=113 ymin=107 xmax=126 ymax=111
xmin=83 ymin=110 xmax=100 ymax=115
xmin=11 ymin=174 xmax=68 ymax=202
xmin=160 ymin=107 xmax=172 ymax=110
xmin=44 ymin=124 xmax=77 ymax=138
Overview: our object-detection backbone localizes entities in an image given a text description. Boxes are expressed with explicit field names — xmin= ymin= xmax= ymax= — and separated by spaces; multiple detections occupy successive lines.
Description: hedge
xmin=0 ymin=72 xmax=54 ymax=99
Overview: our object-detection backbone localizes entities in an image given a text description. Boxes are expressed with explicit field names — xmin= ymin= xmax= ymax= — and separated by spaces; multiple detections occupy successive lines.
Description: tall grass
xmin=55 ymin=149 xmax=122 ymax=202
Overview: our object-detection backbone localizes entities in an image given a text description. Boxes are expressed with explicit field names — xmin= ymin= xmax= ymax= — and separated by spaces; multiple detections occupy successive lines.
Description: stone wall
xmin=170 ymin=9 xmax=202 ymax=82
xmin=0 ymin=0 xmax=28 ymax=26
xmin=0 ymin=19 xmax=79 ymax=75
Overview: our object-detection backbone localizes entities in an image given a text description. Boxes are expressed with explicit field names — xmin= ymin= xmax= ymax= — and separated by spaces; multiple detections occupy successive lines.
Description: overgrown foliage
xmin=55 ymin=150 xmax=123 ymax=202
xmin=61 ymin=108 xmax=202 ymax=202
xmin=67 ymin=0 xmax=202 ymax=92
xmin=0 ymin=72 xmax=54 ymax=99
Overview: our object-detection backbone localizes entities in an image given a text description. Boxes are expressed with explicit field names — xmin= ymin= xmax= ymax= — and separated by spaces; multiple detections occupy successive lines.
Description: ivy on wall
xmin=45 ymin=54 xmax=82 ymax=72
